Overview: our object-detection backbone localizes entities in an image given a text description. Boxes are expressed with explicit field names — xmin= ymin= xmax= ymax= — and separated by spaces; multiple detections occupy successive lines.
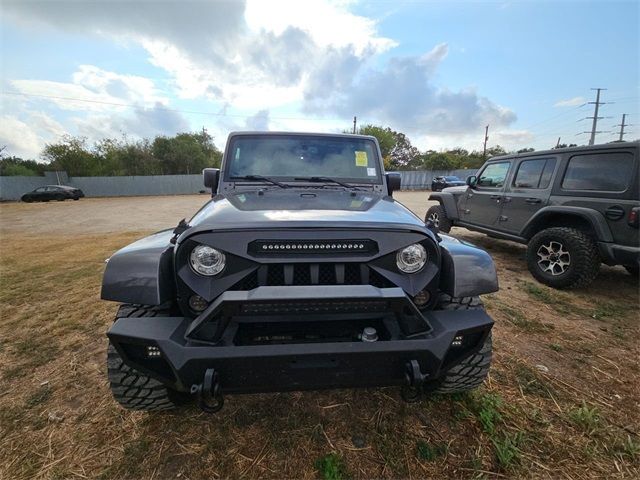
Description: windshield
xmin=226 ymin=135 xmax=382 ymax=184
xmin=444 ymin=176 xmax=461 ymax=181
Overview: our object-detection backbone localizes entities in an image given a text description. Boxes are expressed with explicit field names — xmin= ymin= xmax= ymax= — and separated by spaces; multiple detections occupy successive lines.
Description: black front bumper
xmin=107 ymin=286 xmax=493 ymax=394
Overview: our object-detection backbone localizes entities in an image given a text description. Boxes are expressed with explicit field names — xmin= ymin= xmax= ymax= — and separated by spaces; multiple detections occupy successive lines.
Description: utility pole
xmin=587 ymin=88 xmax=606 ymax=145
xmin=614 ymin=114 xmax=629 ymax=141
xmin=482 ymin=125 xmax=489 ymax=158
xmin=556 ymin=137 xmax=561 ymax=148
xmin=352 ymin=116 xmax=357 ymax=134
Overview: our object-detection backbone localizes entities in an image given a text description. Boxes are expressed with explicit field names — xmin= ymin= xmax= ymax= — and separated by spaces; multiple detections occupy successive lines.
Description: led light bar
xmin=249 ymin=239 xmax=377 ymax=255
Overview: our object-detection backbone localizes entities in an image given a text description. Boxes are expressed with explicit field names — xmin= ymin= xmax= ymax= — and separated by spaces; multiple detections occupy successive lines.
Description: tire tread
xmin=433 ymin=293 xmax=492 ymax=394
xmin=108 ymin=304 xmax=178 ymax=411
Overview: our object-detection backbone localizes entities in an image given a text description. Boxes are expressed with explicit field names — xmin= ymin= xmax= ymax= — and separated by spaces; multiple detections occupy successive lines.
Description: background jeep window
xmin=227 ymin=135 xmax=381 ymax=183
xmin=513 ymin=158 xmax=556 ymax=189
xmin=562 ymin=152 xmax=634 ymax=191
xmin=478 ymin=161 xmax=510 ymax=188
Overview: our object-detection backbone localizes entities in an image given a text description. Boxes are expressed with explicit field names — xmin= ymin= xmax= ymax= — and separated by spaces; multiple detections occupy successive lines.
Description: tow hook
xmin=401 ymin=360 xmax=427 ymax=403
xmin=191 ymin=368 xmax=224 ymax=413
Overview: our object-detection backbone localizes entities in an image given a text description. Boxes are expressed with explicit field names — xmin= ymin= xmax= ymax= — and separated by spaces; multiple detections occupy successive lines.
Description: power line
xmin=0 ymin=90 xmax=349 ymax=123
xmin=613 ymin=114 xmax=632 ymax=141
xmin=586 ymin=88 xmax=607 ymax=145
xmin=482 ymin=124 xmax=489 ymax=158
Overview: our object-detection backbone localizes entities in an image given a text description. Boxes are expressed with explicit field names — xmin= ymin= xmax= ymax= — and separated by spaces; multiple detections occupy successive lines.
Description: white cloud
xmin=0 ymin=113 xmax=65 ymax=158
xmin=10 ymin=65 xmax=168 ymax=111
xmin=244 ymin=0 xmax=397 ymax=55
xmin=304 ymin=43 xmax=516 ymax=136
xmin=554 ymin=96 xmax=585 ymax=107
xmin=3 ymin=0 xmax=521 ymax=152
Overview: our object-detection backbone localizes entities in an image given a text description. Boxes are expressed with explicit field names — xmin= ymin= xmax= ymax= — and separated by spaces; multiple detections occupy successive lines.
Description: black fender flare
xmin=520 ymin=206 xmax=613 ymax=242
xmin=101 ymin=229 xmax=176 ymax=305
xmin=438 ymin=234 xmax=498 ymax=297
xmin=428 ymin=192 xmax=460 ymax=220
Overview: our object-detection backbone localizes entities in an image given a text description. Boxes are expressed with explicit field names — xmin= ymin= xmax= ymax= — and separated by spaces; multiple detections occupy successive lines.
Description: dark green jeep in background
xmin=427 ymin=142 xmax=640 ymax=289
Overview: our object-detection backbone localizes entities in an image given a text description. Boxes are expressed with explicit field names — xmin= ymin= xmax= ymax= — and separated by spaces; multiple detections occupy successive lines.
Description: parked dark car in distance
xmin=426 ymin=142 xmax=640 ymax=289
xmin=431 ymin=175 xmax=466 ymax=191
xmin=21 ymin=185 xmax=85 ymax=202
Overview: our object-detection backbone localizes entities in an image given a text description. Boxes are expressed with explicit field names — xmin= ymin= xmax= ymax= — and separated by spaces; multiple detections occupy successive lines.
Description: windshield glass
xmin=226 ymin=135 xmax=382 ymax=184
xmin=445 ymin=176 xmax=461 ymax=181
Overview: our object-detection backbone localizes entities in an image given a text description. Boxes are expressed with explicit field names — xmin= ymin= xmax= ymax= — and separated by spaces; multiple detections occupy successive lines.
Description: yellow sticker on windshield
xmin=355 ymin=151 xmax=368 ymax=167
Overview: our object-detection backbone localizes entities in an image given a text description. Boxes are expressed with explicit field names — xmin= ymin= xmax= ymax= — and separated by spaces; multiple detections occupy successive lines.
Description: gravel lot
xmin=0 ymin=191 xmax=435 ymax=235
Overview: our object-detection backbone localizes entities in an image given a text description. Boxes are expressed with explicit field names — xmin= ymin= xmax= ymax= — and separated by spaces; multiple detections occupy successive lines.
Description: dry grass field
xmin=1 ymin=193 xmax=638 ymax=479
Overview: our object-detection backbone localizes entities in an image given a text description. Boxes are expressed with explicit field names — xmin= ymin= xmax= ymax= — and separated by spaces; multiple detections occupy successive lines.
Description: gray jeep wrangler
xmin=102 ymin=132 xmax=498 ymax=412
xmin=427 ymin=142 xmax=640 ymax=289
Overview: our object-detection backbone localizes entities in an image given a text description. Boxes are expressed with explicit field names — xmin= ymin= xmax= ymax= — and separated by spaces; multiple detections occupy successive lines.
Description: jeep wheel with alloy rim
xmin=425 ymin=205 xmax=452 ymax=233
xmin=526 ymin=227 xmax=600 ymax=289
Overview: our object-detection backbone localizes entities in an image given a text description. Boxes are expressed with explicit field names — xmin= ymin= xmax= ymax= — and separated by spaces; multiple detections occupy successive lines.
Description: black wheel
xmin=433 ymin=293 xmax=492 ymax=394
xmin=22 ymin=196 xmax=33 ymax=203
xmin=107 ymin=304 xmax=183 ymax=411
xmin=526 ymin=227 xmax=600 ymax=289
xmin=625 ymin=264 xmax=639 ymax=278
xmin=425 ymin=204 xmax=452 ymax=233
xmin=73 ymin=197 xmax=80 ymax=201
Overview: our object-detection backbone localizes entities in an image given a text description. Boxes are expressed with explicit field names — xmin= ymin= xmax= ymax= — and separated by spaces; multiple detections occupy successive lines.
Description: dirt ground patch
xmin=0 ymin=191 xmax=435 ymax=235
xmin=0 ymin=194 xmax=638 ymax=479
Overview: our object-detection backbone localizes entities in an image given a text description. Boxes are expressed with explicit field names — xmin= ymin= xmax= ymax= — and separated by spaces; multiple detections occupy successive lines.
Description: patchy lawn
xmin=0 ymin=223 xmax=638 ymax=478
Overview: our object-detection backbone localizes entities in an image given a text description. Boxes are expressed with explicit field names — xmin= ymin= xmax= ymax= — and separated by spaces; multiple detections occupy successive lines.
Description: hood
xmin=442 ymin=185 xmax=468 ymax=194
xmin=188 ymin=189 xmax=426 ymax=231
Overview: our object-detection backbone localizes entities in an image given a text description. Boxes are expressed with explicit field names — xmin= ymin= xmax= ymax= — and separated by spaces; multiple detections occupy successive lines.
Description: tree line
xmin=0 ymin=130 xmax=222 ymax=177
xmin=1 ymin=125 xmax=578 ymax=177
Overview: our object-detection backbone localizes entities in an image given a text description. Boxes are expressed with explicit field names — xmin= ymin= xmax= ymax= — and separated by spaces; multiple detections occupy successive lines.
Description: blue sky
xmin=1 ymin=0 xmax=638 ymax=159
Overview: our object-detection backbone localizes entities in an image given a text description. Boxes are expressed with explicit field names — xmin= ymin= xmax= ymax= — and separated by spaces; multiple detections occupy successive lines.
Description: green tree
xmin=0 ymin=154 xmax=45 ymax=176
xmin=152 ymin=130 xmax=222 ymax=175
xmin=356 ymin=125 xmax=420 ymax=170
xmin=42 ymin=136 xmax=98 ymax=177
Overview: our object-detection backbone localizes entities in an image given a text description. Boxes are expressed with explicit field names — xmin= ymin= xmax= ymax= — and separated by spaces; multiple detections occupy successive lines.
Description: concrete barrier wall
xmin=1 ymin=169 xmax=477 ymax=200
xmin=70 ymin=175 xmax=204 ymax=197
xmin=0 ymin=176 xmax=52 ymax=201
xmin=397 ymin=169 xmax=476 ymax=190
xmin=1 ymin=174 xmax=204 ymax=200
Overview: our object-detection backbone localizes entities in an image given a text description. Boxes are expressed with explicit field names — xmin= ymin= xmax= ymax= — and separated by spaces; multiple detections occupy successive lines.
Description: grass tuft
xmin=416 ymin=440 xmax=447 ymax=461
xmin=25 ymin=385 xmax=52 ymax=409
xmin=315 ymin=453 xmax=348 ymax=480
xmin=568 ymin=402 xmax=601 ymax=434
xmin=492 ymin=432 xmax=523 ymax=470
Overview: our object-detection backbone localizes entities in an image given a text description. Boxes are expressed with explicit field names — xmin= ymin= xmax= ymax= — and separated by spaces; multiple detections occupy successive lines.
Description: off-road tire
xmin=107 ymin=304 xmax=181 ymax=411
xmin=526 ymin=227 xmax=600 ymax=289
xmin=433 ymin=293 xmax=492 ymax=394
xmin=425 ymin=204 xmax=452 ymax=233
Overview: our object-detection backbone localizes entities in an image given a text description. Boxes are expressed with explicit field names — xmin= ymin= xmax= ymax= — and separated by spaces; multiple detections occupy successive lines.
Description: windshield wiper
xmin=294 ymin=176 xmax=362 ymax=190
xmin=230 ymin=175 xmax=289 ymax=188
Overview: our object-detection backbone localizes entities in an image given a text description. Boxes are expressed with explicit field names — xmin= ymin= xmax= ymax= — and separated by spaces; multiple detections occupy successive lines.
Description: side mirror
xmin=386 ymin=172 xmax=401 ymax=196
xmin=466 ymin=175 xmax=477 ymax=188
xmin=203 ymin=168 xmax=220 ymax=196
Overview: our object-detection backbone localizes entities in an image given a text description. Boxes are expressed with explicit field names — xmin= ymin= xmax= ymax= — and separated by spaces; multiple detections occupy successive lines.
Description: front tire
xmin=107 ymin=304 xmax=182 ymax=411
xmin=526 ymin=227 xmax=600 ymax=289
xmin=425 ymin=204 xmax=452 ymax=233
xmin=433 ymin=294 xmax=492 ymax=394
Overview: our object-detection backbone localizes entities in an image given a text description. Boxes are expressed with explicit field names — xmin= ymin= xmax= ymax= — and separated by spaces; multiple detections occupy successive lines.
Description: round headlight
xmin=396 ymin=243 xmax=427 ymax=273
xmin=190 ymin=245 xmax=225 ymax=276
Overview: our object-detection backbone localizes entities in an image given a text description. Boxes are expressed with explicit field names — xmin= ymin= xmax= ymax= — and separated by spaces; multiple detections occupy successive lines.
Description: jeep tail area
xmin=427 ymin=142 xmax=640 ymax=289
xmin=102 ymin=132 xmax=498 ymax=412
